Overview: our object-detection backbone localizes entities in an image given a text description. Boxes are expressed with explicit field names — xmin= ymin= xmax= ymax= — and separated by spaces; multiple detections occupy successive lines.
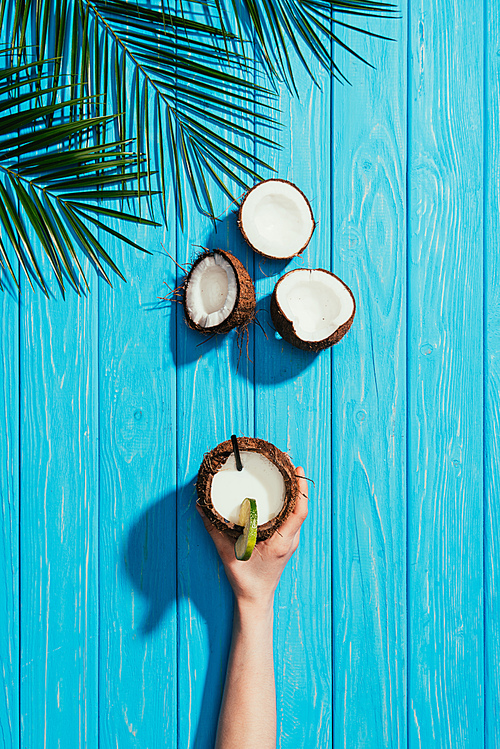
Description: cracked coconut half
xmin=238 ymin=179 xmax=315 ymax=259
xmin=271 ymin=268 xmax=356 ymax=351
xmin=197 ymin=437 xmax=299 ymax=541
xmin=183 ymin=249 xmax=255 ymax=335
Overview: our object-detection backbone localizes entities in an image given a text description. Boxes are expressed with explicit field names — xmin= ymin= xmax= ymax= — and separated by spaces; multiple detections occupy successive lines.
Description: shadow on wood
xmin=124 ymin=489 xmax=178 ymax=635
xmin=124 ymin=483 xmax=232 ymax=749
xmin=235 ymin=292 xmax=317 ymax=384
xmin=205 ymin=211 xmax=247 ymax=262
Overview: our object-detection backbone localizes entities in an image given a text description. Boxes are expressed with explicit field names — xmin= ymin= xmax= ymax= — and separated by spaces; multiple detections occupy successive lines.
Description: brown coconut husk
xmin=237 ymin=179 xmax=315 ymax=259
xmin=183 ymin=249 xmax=256 ymax=335
xmin=270 ymin=268 xmax=356 ymax=352
xmin=197 ymin=436 xmax=299 ymax=541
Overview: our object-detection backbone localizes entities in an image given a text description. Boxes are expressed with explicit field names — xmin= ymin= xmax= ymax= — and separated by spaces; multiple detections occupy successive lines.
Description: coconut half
xmin=238 ymin=179 xmax=315 ymax=259
xmin=271 ymin=268 xmax=356 ymax=351
xmin=183 ymin=249 xmax=255 ymax=334
xmin=197 ymin=437 xmax=299 ymax=541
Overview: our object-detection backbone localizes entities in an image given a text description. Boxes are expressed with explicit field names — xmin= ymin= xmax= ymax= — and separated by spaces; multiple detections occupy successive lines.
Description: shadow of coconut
xmin=204 ymin=210 xmax=247 ymax=263
xmin=124 ymin=482 xmax=232 ymax=749
xmin=171 ymin=299 xmax=222 ymax=367
xmin=137 ymin=286 xmax=220 ymax=369
xmin=231 ymin=292 xmax=318 ymax=385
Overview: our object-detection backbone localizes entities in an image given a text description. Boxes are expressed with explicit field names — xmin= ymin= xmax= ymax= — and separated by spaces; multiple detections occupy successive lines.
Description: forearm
xmin=215 ymin=598 xmax=276 ymax=749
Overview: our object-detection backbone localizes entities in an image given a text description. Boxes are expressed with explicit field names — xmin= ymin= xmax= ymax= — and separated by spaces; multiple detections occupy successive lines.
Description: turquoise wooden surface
xmin=408 ymin=0 xmax=485 ymax=745
xmin=333 ymin=4 xmax=407 ymax=746
xmin=1 ymin=2 xmax=499 ymax=748
xmin=0 ymin=260 xmax=19 ymax=748
xmin=486 ymin=0 xmax=500 ymax=746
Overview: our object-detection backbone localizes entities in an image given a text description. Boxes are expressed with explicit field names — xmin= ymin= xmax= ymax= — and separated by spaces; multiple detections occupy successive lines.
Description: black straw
xmin=231 ymin=434 xmax=243 ymax=471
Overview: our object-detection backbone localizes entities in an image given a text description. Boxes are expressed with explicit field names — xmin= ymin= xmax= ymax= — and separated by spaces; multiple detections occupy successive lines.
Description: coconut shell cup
xmin=197 ymin=437 xmax=299 ymax=542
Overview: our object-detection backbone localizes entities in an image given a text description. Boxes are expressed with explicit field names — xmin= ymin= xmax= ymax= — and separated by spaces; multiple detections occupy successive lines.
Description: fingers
xmin=295 ymin=466 xmax=309 ymax=506
xmin=196 ymin=465 xmax=310 ymax=560
xmin=274 ymin=466 xmax=309 ymax=541
xmin=291 ymin=466 xmax=309 ymax=525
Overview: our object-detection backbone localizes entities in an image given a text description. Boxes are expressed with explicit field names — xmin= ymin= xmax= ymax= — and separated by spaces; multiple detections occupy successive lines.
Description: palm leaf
xmin=0 ymin=59 xmax=159 ymax=295
xmin=84 ymin=0 xmax=278 ymax=221
xmin=223 ymin=0 xmax=399 ymax=86
xmin=1 ymin=0 xmax=397 ymax=296
xmin=5 ymin=1 xmax=277 ymax=223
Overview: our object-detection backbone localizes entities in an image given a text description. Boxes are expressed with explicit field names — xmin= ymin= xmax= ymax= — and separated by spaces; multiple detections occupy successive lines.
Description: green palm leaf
xmin=0 ymin=59 xmax=159 ymax=295
xmin=1 ymin=0 xmax=397 ymax=296
xmin=224 ymin=0 xmax=399 ymax=87
xmin=85 ymin=0 xmax=277 ymax=221
xmin=5 ymin=0 xmax=278 ymax=224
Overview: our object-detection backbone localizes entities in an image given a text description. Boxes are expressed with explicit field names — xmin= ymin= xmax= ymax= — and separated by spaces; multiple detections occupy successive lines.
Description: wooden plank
xmin=14 ymin=14 xmax=100 ymax=743
xmin=175 ymin=238 xmax=254 ymax=749
xmin=0 ymin=19 xmax=20 ymax=746
xmin=98 ymin=225 xmax=178 ymax=749
xmin=485 ymin=0 xmax=500 ymax=744
xmin=175 ymin=8 xmax=257 ymax=746
xmin=175 ymin=121 xmax=256 ymax=749
xmin=97 ymin=91 xmax=178 ymax=748
xmin=331 ymin=6 xmax=408 ymax=746
xmin=19 ymin=265 xmax=99 ymax=747
xmin=407 ymin=0 xmax=484 ymax=746
xmin=0 ymin=276 xmax=19 ymax=748
xmin=252 ymin=56 xmax=333 ymax=747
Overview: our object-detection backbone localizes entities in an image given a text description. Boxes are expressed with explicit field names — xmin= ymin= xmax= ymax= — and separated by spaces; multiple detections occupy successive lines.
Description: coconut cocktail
xmin=197 ymin=436 xmax=299 ymax=542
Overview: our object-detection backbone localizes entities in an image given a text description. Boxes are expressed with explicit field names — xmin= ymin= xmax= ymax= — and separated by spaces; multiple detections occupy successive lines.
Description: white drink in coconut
xmin=211 ymin=451 xmax=285 ymax=525
xmin=197 ymin=436 xmax=299 ymax=544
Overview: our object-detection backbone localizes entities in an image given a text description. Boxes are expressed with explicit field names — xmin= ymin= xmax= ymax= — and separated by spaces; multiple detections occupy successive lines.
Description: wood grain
xmin=407 ymin=0 xmax=484 ymax=746
xmin=332 ymin=6 xmax=408 ymax=746
xmin=174 ymin=9 xmax=256 ymax=745
xmin=252 ymin=53 xmax=333 ymax=747
xmin=97 ymin=99 xmax=178 ymax=746
xmin=0 ymin=265 xmax=19 ymax=749
xmin=19 ymin=260 xmax=99 ymax=747
xmin=485 ymin=0 xmax=500 ymax=744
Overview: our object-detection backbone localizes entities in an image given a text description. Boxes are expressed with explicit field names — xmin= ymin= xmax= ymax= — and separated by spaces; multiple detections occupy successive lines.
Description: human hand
xmin=196 ymin=466 xmax=308 ymax=611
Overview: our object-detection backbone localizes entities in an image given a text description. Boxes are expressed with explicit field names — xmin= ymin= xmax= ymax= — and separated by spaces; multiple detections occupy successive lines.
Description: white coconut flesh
xmin=240 ymin=180 xmax=314 ymax=258
xmin=210 ymin=451 xmax=285 ymax=525
xmin=277 ymin=269 xmax=354 ymax=342
xmin=185 ymin=253 xmax=238 ymax=328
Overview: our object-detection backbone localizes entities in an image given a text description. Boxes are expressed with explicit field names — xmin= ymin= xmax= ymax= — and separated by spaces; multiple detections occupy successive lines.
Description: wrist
xmin=235 ymin=595 xmax=274 ymax=624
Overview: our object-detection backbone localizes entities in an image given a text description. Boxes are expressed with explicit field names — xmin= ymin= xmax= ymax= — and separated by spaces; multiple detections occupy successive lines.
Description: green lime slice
xmin=234 ymin=498 xmax=258 ymax=561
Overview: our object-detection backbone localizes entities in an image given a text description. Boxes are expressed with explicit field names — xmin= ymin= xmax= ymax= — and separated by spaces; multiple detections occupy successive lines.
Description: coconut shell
xmin=238 ymin=179 xmax=315 ymax=259
xmin=271 ymin=268 xmax=356 ymax=352
xmin=197 ymin=437 xmax=299 ymax=541
xmin=183 ymin=249 xmax=256 ymax=335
